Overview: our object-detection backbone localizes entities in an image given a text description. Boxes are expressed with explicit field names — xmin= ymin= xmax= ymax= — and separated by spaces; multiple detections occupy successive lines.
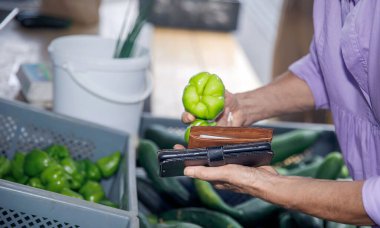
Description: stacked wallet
xmin=158 ymin=126 xmax=274 ymax=177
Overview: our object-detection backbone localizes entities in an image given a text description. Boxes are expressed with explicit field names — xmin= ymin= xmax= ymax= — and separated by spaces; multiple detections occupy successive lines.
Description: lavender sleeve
xmin=362 ymin=177 xmax=380 ymax=225
xmin=288 ymin=38 xmax=329 ymax=109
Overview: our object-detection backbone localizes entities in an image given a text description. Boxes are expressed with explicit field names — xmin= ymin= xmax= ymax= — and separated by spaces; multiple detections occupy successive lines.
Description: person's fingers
xmin=184 ymin=166 xmax=230 ymax=181
xmin=184 ymin=164 xmax=248 ymax=182
xmin=173 ymin=144 xmax=186 ymax=149
xmin=181 ymin=112 xmax=196 ymax=124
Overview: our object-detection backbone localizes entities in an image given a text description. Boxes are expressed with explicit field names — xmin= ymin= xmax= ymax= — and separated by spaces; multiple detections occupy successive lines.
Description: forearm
xmin=236 ymin=71 xmax=315 ymax=125
xmin=252 ymin=174 xmax=374 ymax=225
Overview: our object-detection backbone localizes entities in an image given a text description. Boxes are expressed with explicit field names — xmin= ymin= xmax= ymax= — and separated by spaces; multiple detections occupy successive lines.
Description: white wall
xmin=235 ymin=0 xmax=283 ymax=84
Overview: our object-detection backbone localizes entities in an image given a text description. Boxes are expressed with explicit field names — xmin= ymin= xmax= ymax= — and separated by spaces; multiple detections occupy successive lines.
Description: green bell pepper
xmin=60 ymin=187 xmax=84 ymax=200
xmin=184 ymin=119 xmax=216 ymax=143
xmin=46 ymin=145 xmax=70 ymax=161
xmin=0 ymin=155 xmax=11 ymax=178
xmin=96 ymin=152 xmax=121 ymax=178
xmin=182 ymin=72 xmax=225 ymax=120
xmin=60 ymin=157 xmax=77 ymax=175
xmin=83 ymin=159 xmax=101 ymax=181
xmin=40 ymin=164 xmax=68 ymax=193
xmin=99 ymin=199 xmax=118 ymax=208
xmin=61 ymin=158 xmax=85 ymax=190
xmin=11 ymin=152 xmax=28 ymax=184
xmin=69 ymin=172 xmax=85 ymax=190
xmin=3 ymin=176 xmax=15 ymax=182
xmin=27 ymin=177 xmax=44 ymax=189
xmin=79 ymin=180 xmax=105 ymax=203
xmin=24 ymin=149 xmax=52 ymax=177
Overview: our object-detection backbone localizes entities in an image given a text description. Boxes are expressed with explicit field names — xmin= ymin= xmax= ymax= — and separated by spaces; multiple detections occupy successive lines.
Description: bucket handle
xmin=60 ymin=62 xmax=152 ymax=104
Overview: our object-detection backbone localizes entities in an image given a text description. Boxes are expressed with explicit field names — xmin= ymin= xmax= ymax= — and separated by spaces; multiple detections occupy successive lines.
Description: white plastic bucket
xmin=48 ymin=35 xmax=152 ymax=136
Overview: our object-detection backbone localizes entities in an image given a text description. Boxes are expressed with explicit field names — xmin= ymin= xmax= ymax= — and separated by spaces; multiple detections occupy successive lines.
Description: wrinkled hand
xmin=174 ymin=145 xmax=278 ymax=195
xmin=182 ymin=91 xmax=246 ymax=127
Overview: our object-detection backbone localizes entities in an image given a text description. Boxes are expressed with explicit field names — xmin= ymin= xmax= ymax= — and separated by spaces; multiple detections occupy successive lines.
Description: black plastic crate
xmin=141 ymin=0 xmax=241 ymax=31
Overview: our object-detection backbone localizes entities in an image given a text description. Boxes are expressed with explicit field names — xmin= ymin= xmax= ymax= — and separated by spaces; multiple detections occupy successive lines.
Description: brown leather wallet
xmin=188 ymin=126 xmax=273 ymax=148
xmin=158 ymin=126 xmax=274 ymax=177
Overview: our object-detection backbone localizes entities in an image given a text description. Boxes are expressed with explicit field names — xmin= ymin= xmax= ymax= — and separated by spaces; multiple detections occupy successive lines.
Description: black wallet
xmin=158 ymin=142 xmax=274 ymax=177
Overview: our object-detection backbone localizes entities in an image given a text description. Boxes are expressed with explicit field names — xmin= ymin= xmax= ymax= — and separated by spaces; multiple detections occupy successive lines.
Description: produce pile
xmin=138 ymin=125 xmax=357 ymax=228
xmin=136 ymin=72 xmax=361 ymax=228
xmin=0 ymin=145 xmax=121 ymax=208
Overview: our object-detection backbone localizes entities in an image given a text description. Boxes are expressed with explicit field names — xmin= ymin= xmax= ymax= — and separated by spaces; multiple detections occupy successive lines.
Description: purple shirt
xmin=289 ymin=0 xmax=380 ymax=225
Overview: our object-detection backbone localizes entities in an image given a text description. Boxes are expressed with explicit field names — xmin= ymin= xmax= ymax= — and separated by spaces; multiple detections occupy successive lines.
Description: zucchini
xmin=144 ymin=124 xmax=187 ymax=149
xmin=139 ymin=201 xmax=152 ymax=215
xmin=326 ymin=221 xmax=356 ymax=228
xmin=139 ymin=213 xmax=153 ymax=228
xmin=194 ymin=179 xmax=243 ymax=218
xmin=315 ymin=152 xmax=344 ymax=180
xmin=154 ymin=221 xmax=202 ymax=228
xmin=160 ymin=207 xmax=243 ymax=228
xmin=338 ymin=165 xmax=350 ymax=179
xmin=285 ymin=156 xmax=324 ymax=177
xmin=279 ymin=213 xmax=298 ymax=228
xmin=234 ymin=198 xmax=283 ymax=225
xmin=137 ymin=176 xmax=175 ymax=214
xmin=138 ymin=140 xmax=191 ymax=205
xmin=290 ymin=211 xmax=323 ymax=228
xmin=271 ymin=130 xmax=321 ymax=164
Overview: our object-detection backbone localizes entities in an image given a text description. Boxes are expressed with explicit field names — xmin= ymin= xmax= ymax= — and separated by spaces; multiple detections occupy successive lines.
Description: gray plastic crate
xmin=0 ymin=98 xmax=138 ymax=228
xmin=139 ymin=113 xmax=341 ymax=156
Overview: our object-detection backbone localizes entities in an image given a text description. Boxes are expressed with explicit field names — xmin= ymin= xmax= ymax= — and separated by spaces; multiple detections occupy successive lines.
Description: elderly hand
xmin=182 ymin=91 xmax=247 ymax=127
xmin=186 ymin=164 xmax=278 ymax=195
xmin=173 ymin=145 xmax=278 ymax=195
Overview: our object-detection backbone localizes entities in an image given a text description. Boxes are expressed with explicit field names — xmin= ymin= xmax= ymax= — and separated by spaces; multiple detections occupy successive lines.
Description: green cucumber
xmin=194 ymin=179 xmax=243 ymax=218
xmin=137 ymin=176 xmax=174 ymax=214
xmin=285 ymin=156 xmax=324 ymax=177
xmin=234 ymin=198 xmax=283 ymax=225
xmin=138 ymin=140 xmax=191 ymax=205
xmin=139 ymin=213 xmax=153 ymax=228
xmin=271 ymin=130 xmax=322 ymax=164
xmin=315 ymin=152 xmax=344 ymax=180
xmin=144 ymin=124 xmax=187 ymax=149
xmin=326 ymin=221 xmax=356 ymax=228
xmin=290 ymin=211 xmax=323 ymax=228
xmin=160 ymin=207 xmax=242 ymax=228
xmin=279 ymin=213 xmax=298 ymax=228
xmin=154 ymin=221 xmax=202 ymax=228
xmin=338 ymin=165 xmax=350 ymax=179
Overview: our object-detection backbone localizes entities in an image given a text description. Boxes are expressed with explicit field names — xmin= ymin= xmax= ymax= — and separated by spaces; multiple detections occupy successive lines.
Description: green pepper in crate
xmin=0 ymin=155 xmax=11 ymax=178
xmin=99 ymin=199 xmax=118 ymax=208
xmin=3 ymin=176 xmax=15 ymax=182
xmin=61 ymin=158 xmax=85 ymax=190
xmin=96 ymin=151 xmax=121 ymax=178
xmin=24 ymin=149 xmax=52 ymax=177
xmin=83 ymin=159 xmax=101 ymax=181
xmin=27 ymin=177 xmax=44 ymax=189
xmin=79 ymin=180 xmax=105 ymax=203
xmin=40 ymin=164 xmax=68 ymax=193
xmin=61 ymin=187 xmax=84 ymax=200
xmin=11 ymin=152 xmax=28 ymax=184
xmin=46 ymin=145 xmax=70 ymax=161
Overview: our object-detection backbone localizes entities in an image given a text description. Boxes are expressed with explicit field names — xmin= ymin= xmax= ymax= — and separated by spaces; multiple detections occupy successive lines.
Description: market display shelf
xmin=139 ymin=113 xmax=341 ymax=207
xmin=0 ymin=98 xmax=138 ymax=228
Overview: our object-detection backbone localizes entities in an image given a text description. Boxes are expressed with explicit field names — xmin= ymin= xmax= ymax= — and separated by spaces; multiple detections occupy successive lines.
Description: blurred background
xmin=0 ymin=0 xmax=331 ymax=124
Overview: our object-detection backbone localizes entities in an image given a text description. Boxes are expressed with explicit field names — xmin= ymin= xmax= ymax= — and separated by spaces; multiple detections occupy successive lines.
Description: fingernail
xmin=184 ymin=167 xmax=194 ymax=177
